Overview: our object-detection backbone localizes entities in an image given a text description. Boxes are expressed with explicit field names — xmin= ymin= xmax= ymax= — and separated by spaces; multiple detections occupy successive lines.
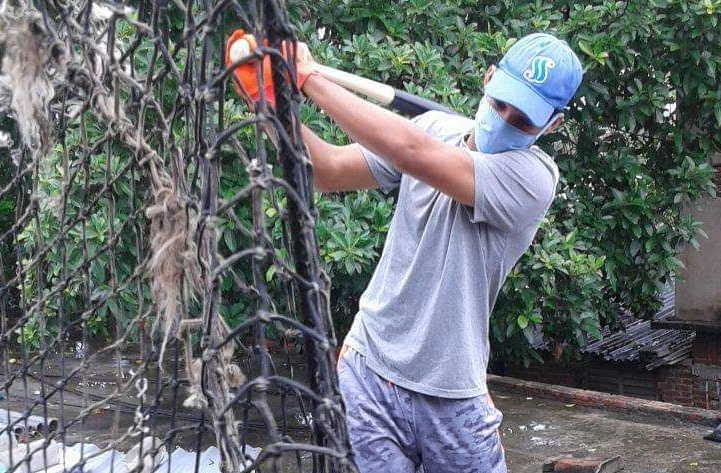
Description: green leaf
xmin=668 ymin=256 xmax=686 ymax=269
xmin=107 ymin=298 xmax=119 ymax=316
xmin=630 ymin=240 xmax=641 ymax=257
xmin=266 ymin=265 xmax=277 ymax=282
xmin=577 ymin=40 xmax=594 ymax=59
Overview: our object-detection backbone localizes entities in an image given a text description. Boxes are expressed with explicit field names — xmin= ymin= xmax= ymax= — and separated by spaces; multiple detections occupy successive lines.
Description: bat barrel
xmin=389 ymin=89 xmax=459 ymax=117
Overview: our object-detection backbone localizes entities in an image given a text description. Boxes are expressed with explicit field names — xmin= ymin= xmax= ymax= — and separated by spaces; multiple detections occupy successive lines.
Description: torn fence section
xmin=0 ymin=1 xmax=354 ymax=472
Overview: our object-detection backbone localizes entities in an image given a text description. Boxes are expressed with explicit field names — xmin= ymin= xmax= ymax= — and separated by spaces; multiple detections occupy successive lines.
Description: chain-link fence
xmin=0 ymin=1 xmax=354 ymax=472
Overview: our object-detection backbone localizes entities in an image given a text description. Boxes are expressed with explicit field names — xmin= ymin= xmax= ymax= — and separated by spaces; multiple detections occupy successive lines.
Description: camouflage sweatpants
xmin=338 ymin=346 xmax=507 ymax=473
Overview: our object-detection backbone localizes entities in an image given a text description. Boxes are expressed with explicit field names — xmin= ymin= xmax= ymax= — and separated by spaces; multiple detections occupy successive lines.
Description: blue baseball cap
xmin=484 ymin=33 xmax=583 ymax=127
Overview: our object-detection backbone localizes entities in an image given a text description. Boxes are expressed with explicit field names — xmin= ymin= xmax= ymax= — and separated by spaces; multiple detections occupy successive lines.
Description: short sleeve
xmin=470 ymin=150 xmax=557 ymax=232
xmin=360 ymin=110 xmax=464 ymax=192
xmin=359 ymin=110 xmax=453 ymax=192
xmin=360 ymin=145 xmax=402 ymax=193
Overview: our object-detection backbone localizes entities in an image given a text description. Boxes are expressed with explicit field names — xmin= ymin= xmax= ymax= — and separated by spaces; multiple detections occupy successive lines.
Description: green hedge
xmin=2 ymin=1 xmax=717 ymax=366
xmin=289 ymin=0 xmax=718 ymax=365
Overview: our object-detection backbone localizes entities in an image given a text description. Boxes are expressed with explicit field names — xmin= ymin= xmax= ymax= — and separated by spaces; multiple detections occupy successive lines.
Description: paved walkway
xmin=493 ymin=388 xmax=721 ymax=473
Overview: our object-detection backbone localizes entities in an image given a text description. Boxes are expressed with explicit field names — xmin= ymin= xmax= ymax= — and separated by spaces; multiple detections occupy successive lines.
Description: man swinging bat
xmin=227 ymin=32 xmax=583 ymax=473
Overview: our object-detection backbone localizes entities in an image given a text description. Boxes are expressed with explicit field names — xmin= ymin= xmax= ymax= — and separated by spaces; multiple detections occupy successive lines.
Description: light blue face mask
xmin=473 ymin=97 xmax=559 ymax=154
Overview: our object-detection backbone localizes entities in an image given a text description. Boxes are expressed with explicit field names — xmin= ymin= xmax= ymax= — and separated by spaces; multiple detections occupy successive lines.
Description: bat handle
xmin=314 ymin=64 xmax=460 ymax=118
xmin=314 ymin=64 xmax=395 ymax=105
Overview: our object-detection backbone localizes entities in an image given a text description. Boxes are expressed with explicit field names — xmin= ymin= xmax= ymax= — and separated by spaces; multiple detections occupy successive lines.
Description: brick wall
xmin=503 ymin=359 xmax=657 ymax=399
xmin=656 ymin=363 xmax=694 ymax=405
xmin=692 ymin=334 xmax=721 ymax=365
xmin=502 ymin=360 xmax=581 ymax=388
xmin=582 ymin=361 xmax=657 ymax=400
xmin=503 ymin=348 xmax=721 ymax=411
xmin=693 ymin=377 xmax=721 ymax=410
xmin=657 ymin=364 xmax=721 ymax=410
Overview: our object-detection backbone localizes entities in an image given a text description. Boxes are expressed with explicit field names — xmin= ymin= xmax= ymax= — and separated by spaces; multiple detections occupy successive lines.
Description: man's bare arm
xmin=301 ymin=124 xmax=378 ymax=192
xmin=302 ymin=74 xmax=474 ymax=206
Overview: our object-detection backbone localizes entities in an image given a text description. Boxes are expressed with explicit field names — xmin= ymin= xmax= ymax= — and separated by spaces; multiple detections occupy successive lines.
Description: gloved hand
xmin=224 ymin=29 xmax=316 ymax=108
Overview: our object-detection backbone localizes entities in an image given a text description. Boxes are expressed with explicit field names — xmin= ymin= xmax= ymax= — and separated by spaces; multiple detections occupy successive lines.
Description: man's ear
xmin=543 ymin=113 xmax=564 ymax=135
xmin=483 ymin=65 xmax=496 ymax=87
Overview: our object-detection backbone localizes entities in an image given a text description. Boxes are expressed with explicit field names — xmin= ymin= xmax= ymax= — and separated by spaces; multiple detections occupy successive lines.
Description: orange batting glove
xmin=224 ymin=29 xmax=316 ymax=108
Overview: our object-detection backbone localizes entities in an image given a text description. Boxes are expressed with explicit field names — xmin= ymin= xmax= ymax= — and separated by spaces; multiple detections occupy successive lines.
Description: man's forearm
xmin=301 ymin=124 xmax=338 ymax=190
xmin=300 ymin=124 xmax=377 ymax=192
xmin=302 ymin=74 xmax=430 ymax=172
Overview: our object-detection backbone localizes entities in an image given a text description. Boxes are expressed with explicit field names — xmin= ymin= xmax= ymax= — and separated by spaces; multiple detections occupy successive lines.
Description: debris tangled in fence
xmin=0 ymin=0 xmax=354 ymax=472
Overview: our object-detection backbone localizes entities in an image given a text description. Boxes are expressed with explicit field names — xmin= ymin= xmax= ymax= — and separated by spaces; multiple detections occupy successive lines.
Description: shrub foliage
xmin=289 ymin=0 xmax=718 ymax=364
xmin=1 ymin=1 xmax=717 ymax=365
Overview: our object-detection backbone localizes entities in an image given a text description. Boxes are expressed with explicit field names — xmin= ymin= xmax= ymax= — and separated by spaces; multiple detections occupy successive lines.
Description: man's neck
xmin=464 ymin=132 xmax=476 ymax=151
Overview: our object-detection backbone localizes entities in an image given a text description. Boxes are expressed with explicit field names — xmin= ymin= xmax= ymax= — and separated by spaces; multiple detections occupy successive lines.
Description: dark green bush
xmin=2 ymin=1 xmax=717 ymax=366
xmin=0 ymin=117 xmax=17 ymax=285
xmin=290 ymin=0 xmax=718 ymax=365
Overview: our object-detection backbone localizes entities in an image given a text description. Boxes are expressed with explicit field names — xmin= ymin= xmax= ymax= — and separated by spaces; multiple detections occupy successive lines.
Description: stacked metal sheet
xmin=582 ymin=290 xmax=696 ymax=370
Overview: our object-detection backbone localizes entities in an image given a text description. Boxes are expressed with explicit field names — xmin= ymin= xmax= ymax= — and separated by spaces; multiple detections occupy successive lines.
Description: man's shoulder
xmin=467 ymin=147 xmax=559 ymax=202
xmin=486 ymin=146 xmax=558 ymax=185
xmin=525 ymin=146 xmax=559 ymax=186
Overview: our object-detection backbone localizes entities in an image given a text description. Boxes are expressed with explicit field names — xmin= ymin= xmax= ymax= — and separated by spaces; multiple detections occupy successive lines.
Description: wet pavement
xmin=0 ymin=348 xmax=317 ymax=471
xmin=3 ymin=346 xmax=721 ymax=472
xmin=493 ymin=388 xmax=721 ymax=473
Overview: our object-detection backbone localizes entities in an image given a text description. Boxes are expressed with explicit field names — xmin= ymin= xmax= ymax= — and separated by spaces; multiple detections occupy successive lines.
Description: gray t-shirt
xmin=344 ymin=110 xmax=559 ymax=398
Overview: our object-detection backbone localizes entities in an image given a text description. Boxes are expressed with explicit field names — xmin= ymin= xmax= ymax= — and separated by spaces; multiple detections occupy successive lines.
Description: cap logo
xmin=523 ymin=56 xmax=556 ymax=84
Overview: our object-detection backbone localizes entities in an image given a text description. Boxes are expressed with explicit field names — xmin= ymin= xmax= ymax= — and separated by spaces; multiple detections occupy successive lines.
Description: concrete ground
xmin=5 ymin=350 xmax=720 ymax=472
xmin=493 ymin=388 xmax=721 ymax=473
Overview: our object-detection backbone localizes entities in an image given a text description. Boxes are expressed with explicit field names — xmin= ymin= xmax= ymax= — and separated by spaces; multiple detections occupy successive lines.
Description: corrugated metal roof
xmin=582 ymin=290 xmax=695 ymax=370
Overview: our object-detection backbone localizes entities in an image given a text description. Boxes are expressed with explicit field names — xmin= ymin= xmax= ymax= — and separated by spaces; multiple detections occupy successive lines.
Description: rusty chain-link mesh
xmin=0 ymin=0 xmax=355 ymax=472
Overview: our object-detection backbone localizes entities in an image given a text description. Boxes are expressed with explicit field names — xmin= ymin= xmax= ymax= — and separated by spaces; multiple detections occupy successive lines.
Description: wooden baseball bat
xmin=313 ymin=64 xmax=459 ymax=118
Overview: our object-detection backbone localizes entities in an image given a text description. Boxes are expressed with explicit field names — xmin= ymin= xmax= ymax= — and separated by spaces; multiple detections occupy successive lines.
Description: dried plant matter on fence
xmin=0 ymin=0 xmax=354 ymax=472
